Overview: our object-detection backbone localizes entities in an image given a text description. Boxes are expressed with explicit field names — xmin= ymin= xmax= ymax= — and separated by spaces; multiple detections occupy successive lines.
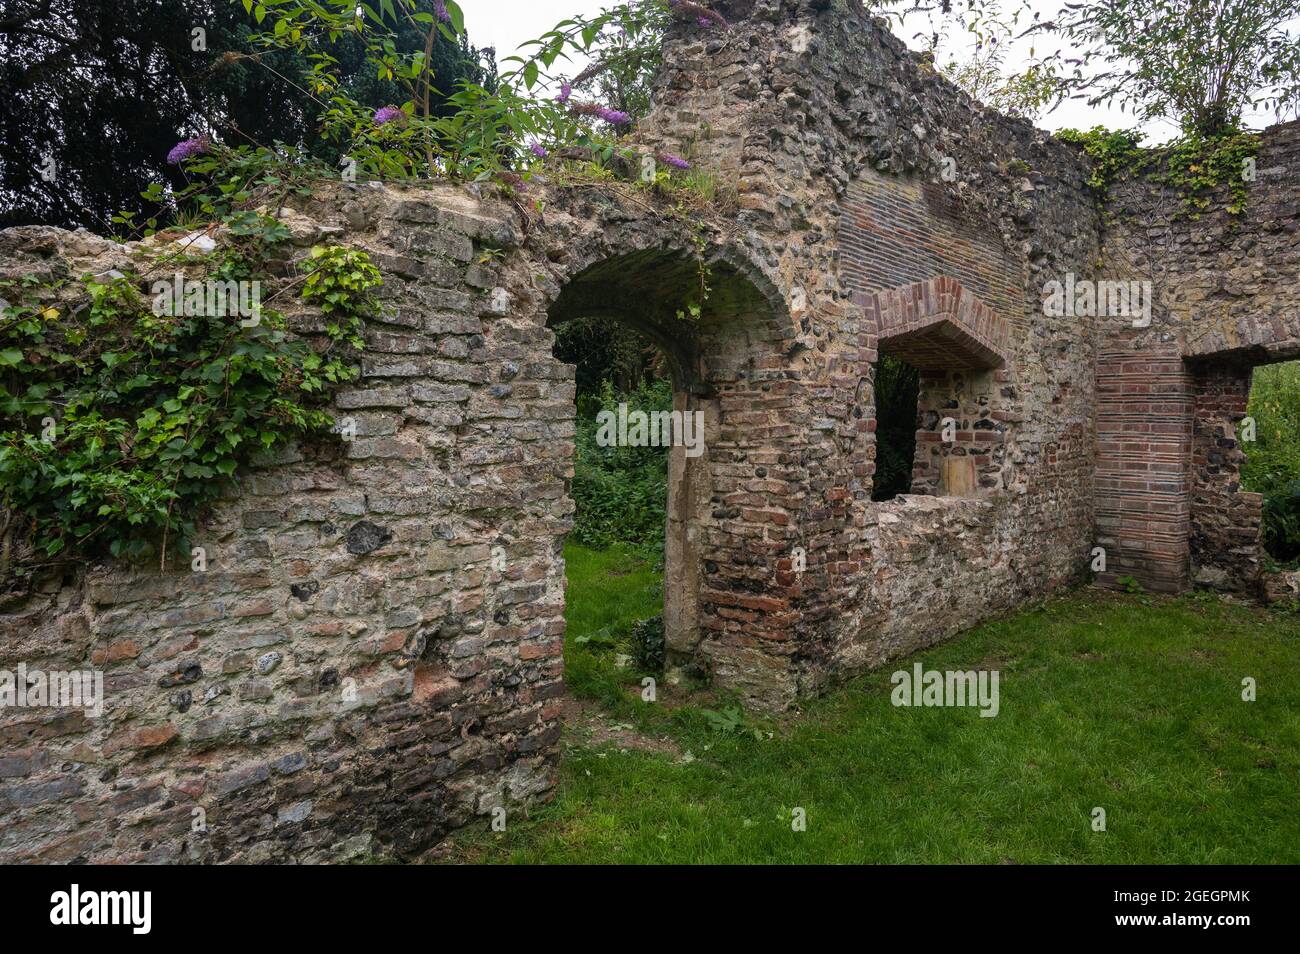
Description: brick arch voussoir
xmin=540 ymin=218 xmax=797 ymax=373
xmin=869 ymin=275 xmax=1009 ymax=371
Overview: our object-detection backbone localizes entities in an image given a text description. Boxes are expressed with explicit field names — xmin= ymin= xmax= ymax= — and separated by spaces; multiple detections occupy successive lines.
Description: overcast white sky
xmin=461 ymin=0 xmax=1297 ymax=144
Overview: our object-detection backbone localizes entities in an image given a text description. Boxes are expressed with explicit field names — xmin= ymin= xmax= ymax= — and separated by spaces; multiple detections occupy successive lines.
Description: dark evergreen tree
xmin=0 ymin=0 xmax=492 ymax=231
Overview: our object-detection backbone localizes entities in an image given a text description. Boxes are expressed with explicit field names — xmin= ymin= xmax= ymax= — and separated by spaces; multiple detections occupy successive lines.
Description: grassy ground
xmin=557 ymin=542 xmax=665 ymax=706
xmin=444 ymin=544 xmax=1300 ymax=864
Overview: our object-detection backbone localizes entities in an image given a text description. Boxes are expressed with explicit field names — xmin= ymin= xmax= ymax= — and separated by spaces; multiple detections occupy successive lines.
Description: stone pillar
xmin=663 ymin=389 xmax=714 ymax=658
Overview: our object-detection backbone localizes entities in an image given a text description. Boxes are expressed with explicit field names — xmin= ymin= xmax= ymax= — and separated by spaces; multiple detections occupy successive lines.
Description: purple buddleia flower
xmin=556 ymin=82 xmax=573 ymax=105
xmin=166 ymin=136 xmax=210 ymax=165
xmin=528 ymin=141 xmax=548 ymax=159
xmin=657 ymin=151 xmax=691 ymax=170
xmin=374 ymin=106 xmax=403 ymax=125
xmin=567 ymin=101 xmax=633 ymax=126
xmin=433 ymin=0 xmax=450 ymax=23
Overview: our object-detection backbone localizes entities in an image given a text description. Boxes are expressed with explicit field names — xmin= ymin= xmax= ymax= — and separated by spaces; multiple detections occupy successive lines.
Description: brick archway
xmin=542 ymin=238 xmax=799 ymax=697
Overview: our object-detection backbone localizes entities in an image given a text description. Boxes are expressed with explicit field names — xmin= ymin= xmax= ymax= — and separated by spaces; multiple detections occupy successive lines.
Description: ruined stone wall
xmin=0 ymin=188 xmax=573 ymax=862
xmin=0 ymin=0 xmax=1101 ymax=863
xmin=645 ymin=0 xmax=1103 ymax=684
xmin=1103 ymin=121 xmax=1300 ymax=362
xmin=0 ymin=172 xmax=805 ymax=862
xmin=0 ymin=134 xmax=811 ymax=857
xmin=1097 ymin=119 xmax=1300 ymax=594
xmin=3 ymin=0 xmax=1294 ymax=864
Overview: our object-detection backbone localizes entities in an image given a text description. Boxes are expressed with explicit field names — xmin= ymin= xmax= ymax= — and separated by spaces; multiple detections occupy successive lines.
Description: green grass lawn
xmin=448 ymin=544 xmax=1300 ymax=864
xmin=557 ymin=542 xmax=665 ymax=705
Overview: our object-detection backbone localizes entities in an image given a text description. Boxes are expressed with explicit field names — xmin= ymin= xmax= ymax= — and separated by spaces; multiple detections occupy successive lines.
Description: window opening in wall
xmin=872 ymin=353 xmax=921 ymax=501
xmin=1242 ymin=359 xmax=1300 ymax=566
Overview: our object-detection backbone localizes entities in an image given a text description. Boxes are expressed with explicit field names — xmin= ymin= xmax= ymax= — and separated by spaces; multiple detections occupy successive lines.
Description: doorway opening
xmin=542 ymin=244 xmax=790 ymax=703
xmin=550 ymin=313 xmax=675 ymax=688
xmin=1191 ymin=355 xmax=1300 ymax=592
xmin=1242 ymin=359 xmax=1300 ymax=567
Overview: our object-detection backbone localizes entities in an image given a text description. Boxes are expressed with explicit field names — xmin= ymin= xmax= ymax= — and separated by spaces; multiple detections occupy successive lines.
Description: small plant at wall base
xmin=0 ymin=246 xmax=379 ymax=572
xmin=630 ymin=614 xmax=666 ymax=674
xmin=1259 ymin=483 xmax=1300 ymax=567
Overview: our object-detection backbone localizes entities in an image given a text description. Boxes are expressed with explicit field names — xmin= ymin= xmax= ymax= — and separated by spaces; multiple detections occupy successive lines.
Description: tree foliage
xmin=553 ymin=314 xmax=665 ymax=396
xmin=571 ymin=378 xmax=672 ymax=554
xmin=911 ymin=0 xmax=1058 ymax=119
xmin=536 ymin=0 xmax=672 ymax=122
xmin=242 ymin=0 xmax=685 ymax=182
xmin=880 ymin=0 xmax=1299 ymax=135
xmin=1030 ymin=0 xmax=1300 ymax=136
xmin=0 ymin=0 xmax=491 ymax=232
